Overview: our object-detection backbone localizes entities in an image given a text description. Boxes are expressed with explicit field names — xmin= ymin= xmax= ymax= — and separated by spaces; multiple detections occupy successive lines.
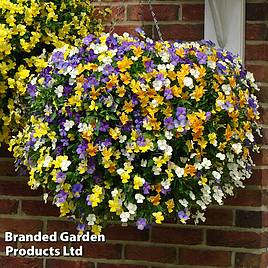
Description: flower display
xmin=10 ymin=30 xmax=261 ymax=233
xmin=0 ymin=0 xmax=110 ymax=145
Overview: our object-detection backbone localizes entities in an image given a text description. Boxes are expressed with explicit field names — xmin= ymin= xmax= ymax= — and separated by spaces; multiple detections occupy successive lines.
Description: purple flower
xmin=136 ymin=218 xmax=147 ymax=230
xmin=143 ymin=182 xmax=151 ymax=195
xmin=27 ymin=84 xmax=37 ymax=98
xmin=72 ymin=183 xmax=83 ymax=198
xmin=76 ymin=223 xmax=86 ymax=232
xmin=83 ymin=34 xmax=94 ymax=45
xmin=248 ymin=97 xmax=257 ymax=109
xmin=164 ymin=88 xmax=173 ymax=100
xmin=56 ymin=172 xmax=66 ymax=183
xmin=56 ymin=190 xmax=68 ymax=203
xmin=99 ymin=121 xmax=109 ymax=132
xmin=52 ymin=51 xmax=64 ymax=63
xmin=164 ymin=117 xmax=174 ymax=130
xmin=87 ymin=158 xmax=96 ymax=174
xmin=137 ymin=136 xmax=146 ymax=146
xmin=76 ymin=142 xmax=87 ymax=159
xmin=196 ymin=51 xmax=207 ymax=64
xmin=178 ymin=210 xmax=189 ymax=223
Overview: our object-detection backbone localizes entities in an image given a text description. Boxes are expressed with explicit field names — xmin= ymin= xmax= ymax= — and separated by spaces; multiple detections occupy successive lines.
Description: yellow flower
xmin=117 ymin=56 xmax=133 ymax=72
xmin=165 ymin=199 xmax=175 ymax=213
xmin=119 ymin=112 xmax=129 ymax=125
xmin=152 ymin=211 xmax=164 ymax=224
xmin=102 ymin=147 xmax=113 ymax=161
xmin=133 ymin=175 xmax=144 ymax=190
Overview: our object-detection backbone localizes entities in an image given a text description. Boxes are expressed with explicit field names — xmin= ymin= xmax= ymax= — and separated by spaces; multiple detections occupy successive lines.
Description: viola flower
xmin=10 ymin=31 xmax=260 ymax=233
xmin=72 ymin=183 xmax=83 ymax=198
xmin=136 ymin=218 xmax=147 ymax=230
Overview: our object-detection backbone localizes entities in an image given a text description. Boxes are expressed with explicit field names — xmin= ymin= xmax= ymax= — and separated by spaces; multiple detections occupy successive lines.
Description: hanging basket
xmin=10 ymin=30 xmax=261 ymax=233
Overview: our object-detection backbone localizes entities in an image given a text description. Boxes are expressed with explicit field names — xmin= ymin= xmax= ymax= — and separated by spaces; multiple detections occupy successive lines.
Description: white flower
xmin=111 ymin=188 xmax=120 ymax=197
xmin=157 ymin=139 xmax=167 ymax=150
xmin=141 ymin=159 xmax=147 ymax=167
xmin=55 ymin=85 xmax=64 ymax=98
xmin=161 ymin=180 xmax=170 ymax=190
xmin=64 ymin=120 xmax=75 ymax=131
xmin=201 ymin=158 xmax=212 ymax=169
xmin=61 ymin=159 xmax=71 ymax=171
xmin=189 ymin=191 xmax=196 ymax=200
xmin=212 ymin=171 xmax=221 ymax=180
xmin=152 ymin=166 xmax=161 ymax=175
xmin=175 ymin=166 xmax=184 ymax=178
xmin=216 ymin=153 xmax=225 ymax=160
xmin=179 ymin=198 xmax=188 ymax=208
xmin=232 ymin=143 xmax=242 ymax=154
xmin=126 ymin=203 xmax=137 ymax=215
xmin=119 ymin=135 xmax=127 ymax=143
xmin=43 ymin=155 xmax=53 ymax=167
xmin=183 ymin=76 xmax=194 ymax=89
xmin=190 ymin=68 xmax=200 ymax=78
xmin=152 ymin=79 xmax=163 ymax=91
xmin=86 ymin=214 xmax=96 ymax=225
xmin=117 ymin=168 xmax=124 ymax=176
xmin=193 ymin=211 xmax=206 ymax=224
xmin=135 ymin=194 xmax=145 ymax=203
xmin=196 ymin=200 xmax=206 ymax=210
xmin=120 ymin=212 xmax=130 ymax=223
xmin=165 ymin=145 xmax=173 ymax=156
xmin=222 ymin=84 xmax=231 ymax=95
xmin=165 ymin=130 xmax=173 ymax=140
xmin=207 ymin=60 xmax=216 ymax=69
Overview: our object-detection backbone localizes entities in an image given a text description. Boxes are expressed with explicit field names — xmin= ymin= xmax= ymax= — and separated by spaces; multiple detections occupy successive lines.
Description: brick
xmin=46 ymin=259 xmax=94 ymax=268
xmin=224 ymin=188 xmax=262 ymax=207
xmin=0 ymin=256 xmax=42 ymax=268
xmin=256 ymin=86 xmax=268 ymax=103
xmin=0 ymin=144 xmax=13 ymax=157
xmin=246 ymin=3 xmax=268 ymax=21
xmin=179 ymin=249 xmax=231 ymax=267
xmin=246 ymin=65 xmax=268 ymax=83
xmin=80 ymin=243 xmax=122 ymax=259
xmin=97 ymin=264 xmax=146 ymax=268
xmin=255 ymin=127 xmax=268 ymax=145
xmin=0 ymin=160 xmax=17 ymax=176
xmin=0 ymin=199 xmax=18 ymax=214
xmin=236 ymin=210 xmax=265 ymax=228
xmin=127 ymin=4 xmax=179 ymax=21
xmin=235 ymin=252 xmax=268 ymax=268
xmin=103 ymin=224 xmax=149 ymax=241
xmin=151 ymin=226 xmax=203 ymax=245
xmin=47 ymin=220 xmax=77 ymax=234
xmin=246 ymin=169 xmax=268 ymax=187
xmin=202 ymin=208 xmax=233 ymax=226
xmin=246 ymin=44 xmax=268 ymax=61
xmin=246 ymin=23 xmax=268 ymax=41
xmin=0 ymin=218 xmax=42 ymax=234
xmin=21 ymin=200 xmax=59 ymax=217
xmin=182 ymin=4 xmax=204 ymax=21
xmin=157 ymin=23 xmax=204 ymax=41
xmin=0 ymin=179 xmax=42 ymax=196
xmin=0 ymin=237 xmax=16 ymax=252
xmin=97 ymin=5 xmax=125 ymax=23
xmin=252 ymin=148 xmax=268 ymax=166
xmin=207 ymin=230 xmax=267 ymax=248
xmin=125 ymin=245 xmax=176 ymax=263
xmin=259 ymin=106 xmax=268 ymax=125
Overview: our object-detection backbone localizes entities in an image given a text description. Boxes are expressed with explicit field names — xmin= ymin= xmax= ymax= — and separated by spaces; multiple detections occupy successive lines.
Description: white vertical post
xmin=204 ymin=0 xmax=245 ymax=63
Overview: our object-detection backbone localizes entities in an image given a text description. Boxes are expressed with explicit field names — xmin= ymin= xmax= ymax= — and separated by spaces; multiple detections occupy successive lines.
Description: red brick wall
xmin=0 ymin=1 xmax=267 ymax=268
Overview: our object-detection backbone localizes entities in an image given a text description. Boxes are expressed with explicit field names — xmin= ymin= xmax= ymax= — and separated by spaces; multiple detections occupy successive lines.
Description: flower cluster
xmin=10 ymin=30 xmax=261 ymax=233
xmin=0 ymin=0 xmax=110 ymax=145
